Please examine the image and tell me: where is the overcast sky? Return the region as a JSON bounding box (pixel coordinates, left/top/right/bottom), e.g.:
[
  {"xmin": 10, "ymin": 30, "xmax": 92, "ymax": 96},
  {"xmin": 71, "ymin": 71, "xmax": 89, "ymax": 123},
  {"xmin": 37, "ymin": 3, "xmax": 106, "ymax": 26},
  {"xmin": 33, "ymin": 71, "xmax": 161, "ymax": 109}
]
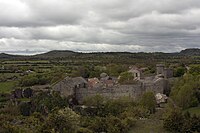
[{"xmin": 0, "ymin": 0, "xmax": 200, "ymax": 54}]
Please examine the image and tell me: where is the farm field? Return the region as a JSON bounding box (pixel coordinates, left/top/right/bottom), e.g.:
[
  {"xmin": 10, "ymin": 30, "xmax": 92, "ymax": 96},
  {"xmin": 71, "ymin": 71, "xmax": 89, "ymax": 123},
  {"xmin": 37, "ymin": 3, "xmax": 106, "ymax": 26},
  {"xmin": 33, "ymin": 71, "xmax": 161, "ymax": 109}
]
[
  {"xmin": 0, "ymin": 81, "xmax": 17, "ymax": 94},
  {"xmin": 185, "ymin": 106, "xmax": 200, "ymax": 116}
]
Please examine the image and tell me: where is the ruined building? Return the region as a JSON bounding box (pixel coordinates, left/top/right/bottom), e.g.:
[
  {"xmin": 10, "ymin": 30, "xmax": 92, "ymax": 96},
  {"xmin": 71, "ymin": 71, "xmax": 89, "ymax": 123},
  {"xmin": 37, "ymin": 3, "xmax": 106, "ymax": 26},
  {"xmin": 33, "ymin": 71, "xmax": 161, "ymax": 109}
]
[
  {"xmin": 156, "ymin": 64, "xmax": 173, "ymax": 79},
  {"xmin": 53, "ymin": 64, "xmax": 173, "ymax": 103}
]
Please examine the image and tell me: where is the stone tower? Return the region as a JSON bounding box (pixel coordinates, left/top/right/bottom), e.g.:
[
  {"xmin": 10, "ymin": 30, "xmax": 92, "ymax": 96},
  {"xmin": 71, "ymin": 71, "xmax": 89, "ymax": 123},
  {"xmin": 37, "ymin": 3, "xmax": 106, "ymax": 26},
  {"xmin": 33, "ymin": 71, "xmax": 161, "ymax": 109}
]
[{"xmin": 156, "ymin": 64, "xmax": 164, "ymax": 75}]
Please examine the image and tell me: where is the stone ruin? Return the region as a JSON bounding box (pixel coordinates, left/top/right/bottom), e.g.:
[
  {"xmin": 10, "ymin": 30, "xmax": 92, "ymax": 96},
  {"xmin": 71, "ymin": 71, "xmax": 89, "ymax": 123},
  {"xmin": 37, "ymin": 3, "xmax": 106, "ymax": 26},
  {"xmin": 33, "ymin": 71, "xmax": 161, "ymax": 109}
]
[{"xmin": 53, "ymin": 64, "xmax": 173, "ymax": 103}]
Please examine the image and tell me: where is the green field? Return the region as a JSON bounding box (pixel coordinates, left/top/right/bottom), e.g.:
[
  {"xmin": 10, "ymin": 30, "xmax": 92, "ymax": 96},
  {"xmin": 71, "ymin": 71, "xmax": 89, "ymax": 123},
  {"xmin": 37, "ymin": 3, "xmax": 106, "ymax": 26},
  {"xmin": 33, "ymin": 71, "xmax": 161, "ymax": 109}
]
[
  {"xmin": 0, "ymin": 73, "xmax": 20, "ymax": 78},
  {"xmin": 185, "ymin": 106, "xmax": 200, "ymax": 116},
  {"xmin": 0, "ymin": 81, "xmax": 16, "ymax": 94},
  {"xmin": 129, "ymin": 119, "xmax": 169, "ymax": 133},
  {"xmin": 3, "ymin": 60, "xmax": 50, "ymax": 64}
]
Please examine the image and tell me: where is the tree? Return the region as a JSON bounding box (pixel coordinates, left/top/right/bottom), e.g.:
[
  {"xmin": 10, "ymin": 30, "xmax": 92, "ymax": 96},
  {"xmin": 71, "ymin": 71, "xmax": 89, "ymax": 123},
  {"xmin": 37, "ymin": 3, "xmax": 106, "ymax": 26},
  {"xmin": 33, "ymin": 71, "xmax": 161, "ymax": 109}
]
[
  {"xmin": 189, "ymin": 65, "xmax": 200, "ymax": 75},
  {"xmin": 170, "ymin": 74, "xmax": 199, "ymax": 109},
  {"xmin": 163, "ymin": 109, "xmax": 184, "ymax": 132},
  {"xmin": 31, "ymin": 91, "xmax": 68, "ymax": 114},
  {"xmin": 190, "ymin": 115, "xmax": 200, "ymax": 132},
  {"xmin": 83, "ymin": 95, "xmax": 105, "ymax": 116},
  {"xmin": 176, "ymin": 84, "xmax": 198, "ymax": 109},
  {"xmin": 106, "ymin": 64, "xmax": 128, "ymax": 77},
  {"xmin": 163, "ymin": 109, "xmax": 200, "ymax": 132},
  {"xmin": 174, "ymin": 66, "xmax": 186, "ymax": 77},
  {"xmin": 41, "ymin": 107, "xmax": 80, "ymax": 133},
  {"xmin": 118, "ymin": 72, "xmax": 135, "ymax": 84},
  {"xmin": 104, "ymin": 97, "xmax": 136, "ymax": 116},
  {"xmin": 139, "ymin": 92, "xmax": 156, "ymax": 113}
]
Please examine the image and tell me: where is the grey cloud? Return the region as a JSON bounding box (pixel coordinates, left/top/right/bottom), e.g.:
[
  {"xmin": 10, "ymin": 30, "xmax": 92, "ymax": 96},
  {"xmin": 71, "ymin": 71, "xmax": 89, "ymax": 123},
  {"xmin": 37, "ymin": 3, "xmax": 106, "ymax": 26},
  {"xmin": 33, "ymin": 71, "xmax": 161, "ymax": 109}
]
[{"xmin": 0, "ymin": 0, "xmax": 200, "ymax": 53}]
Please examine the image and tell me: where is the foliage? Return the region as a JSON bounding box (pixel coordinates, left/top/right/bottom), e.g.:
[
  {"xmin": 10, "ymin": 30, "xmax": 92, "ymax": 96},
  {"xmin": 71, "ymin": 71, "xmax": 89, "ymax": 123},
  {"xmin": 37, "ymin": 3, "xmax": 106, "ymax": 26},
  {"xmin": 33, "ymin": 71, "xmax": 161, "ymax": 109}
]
[
  {"xmin": 170, "ymin": 74, "xmax": 199, "ymax": 109},
  {"xmin": 176, "ymin": 84, "xmax": 198, "ymax": 109},
  {"xmin": 77, "ymin": 127, "xmax": 93, "ymax": 133},
  {"xmin": 19, "ymin": 102, "xmax": 31, "ymax": 116},
  {"xmin": 139, "ymin": 92, "xmax": 157, "ymax": 113},
  {"xmin": 189, "ymin": 65, "xmax": 200, "ymax": 75},
  {"xmin": 163, "ymin": 108, "xmax": 200, "ymax": 132},
  {"xmin": 163, "ymin": 109, "xmax": 184, "ymax": 132},
  {"xmin": 0, "ymin": 105, "xmax": 20, "ymax": 115},
  {"xmin": 174, "ymin": 66, "xmax": 186, "ymax": 77},
  {"xmin": 31, "ymin": 91, "xmax": 68, "ymax": 115},
  {"xmin": 104, "ymin": 97, "xmax": 137, "ymax": 116},
  {"xmin": 80, "ymin": 115, "xmax": 136, "ymax": 133},
  {"xmin": 184, "ymin": 106, "xmax": 200, "ymax": 116},
  {"xmin": 80, "ymin": 96, "xmax": 151, "ymax": 133},
  {"xmin": 2, "ymin": 51, "xmax": 200, "ymax": 132},
  {"xmin": 40, "ymin": 107, "xmax": 80, "ymax": 133},
  {"xmin": 71, "ymin": 66, "xmax": 90, "ymax": 78},
  {"xmin": 1, "ymin": 112, "xmax": 44, "ymax": 133},
  {"xmin": 83, "ymin": 95, "xmax": 141, "ymax": 117},
  {"xmin": 120, "ymin": 106, "xmax": 150, "ymax": 119},
  {"xmin": 0, "ymin": 109, "xmax": 21, "ymax": 133},
  {"xmin": 118, "ymin": 71, "xmax": 136, "ymax": 84},
  {"xmin": 106, "ymin": 64, "xmax": 128, "ymax": 77},
  {"xmin": 82, "ymin": 95, "xmax": 105, "ymax": 116},
  {"xmin": 0, "ymin": 81, "xmax": 17, "ymax": 94},
  {"xmin": 20, "ymin": 74, "xmax": 50, "ymax": 87}
]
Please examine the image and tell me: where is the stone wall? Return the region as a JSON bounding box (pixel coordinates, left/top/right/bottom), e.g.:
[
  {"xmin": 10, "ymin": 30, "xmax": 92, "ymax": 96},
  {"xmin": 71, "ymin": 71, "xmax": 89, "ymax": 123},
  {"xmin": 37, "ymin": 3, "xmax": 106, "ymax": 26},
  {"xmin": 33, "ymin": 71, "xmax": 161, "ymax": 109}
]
[
  {"xmin": 52, "ymin": 76, "xmax": 170, "ymax": 103},
  {"xmin": 164, "ymin": 69, "xmax": 173, "ymax": 79},
  {"xmin": 76, "ymin": 83, "xmax": 143, "ymax": 102},
  {"xmin": 144, "ymin": 79, "xmax": 168, "ymax": 94},
  {"xmin": 53, "ymin": 80, "xmax": 75, "ymax": 97}
]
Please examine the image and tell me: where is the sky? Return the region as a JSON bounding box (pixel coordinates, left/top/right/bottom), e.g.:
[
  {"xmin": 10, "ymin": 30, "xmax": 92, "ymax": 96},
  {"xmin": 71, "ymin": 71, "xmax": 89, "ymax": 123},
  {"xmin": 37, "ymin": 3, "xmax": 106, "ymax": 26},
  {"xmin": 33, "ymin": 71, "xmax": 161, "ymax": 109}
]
[{"xmin": 0, "ymin": 0, "xmax": 200, "ymax": 54}]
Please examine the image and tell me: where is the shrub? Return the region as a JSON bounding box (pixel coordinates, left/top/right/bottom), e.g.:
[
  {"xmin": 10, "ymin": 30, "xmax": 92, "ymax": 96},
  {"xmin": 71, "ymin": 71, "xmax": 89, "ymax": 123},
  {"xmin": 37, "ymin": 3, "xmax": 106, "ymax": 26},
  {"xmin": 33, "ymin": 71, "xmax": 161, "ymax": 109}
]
[{"xmin": 139, "ymin": 92, "xmax": 156, "ymax": 113}]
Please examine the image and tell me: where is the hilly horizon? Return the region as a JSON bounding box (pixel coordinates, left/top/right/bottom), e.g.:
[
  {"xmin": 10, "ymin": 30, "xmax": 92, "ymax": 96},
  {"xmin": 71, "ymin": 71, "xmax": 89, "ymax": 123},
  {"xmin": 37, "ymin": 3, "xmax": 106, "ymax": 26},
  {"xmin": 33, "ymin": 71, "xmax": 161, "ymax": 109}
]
[
  {"xmin": 1, "ymin": 48, "xmax": 200, "ymax": 56},
  {"xmin": 0, "ymin": 48, "xmax": 199, "ymax": 60}
]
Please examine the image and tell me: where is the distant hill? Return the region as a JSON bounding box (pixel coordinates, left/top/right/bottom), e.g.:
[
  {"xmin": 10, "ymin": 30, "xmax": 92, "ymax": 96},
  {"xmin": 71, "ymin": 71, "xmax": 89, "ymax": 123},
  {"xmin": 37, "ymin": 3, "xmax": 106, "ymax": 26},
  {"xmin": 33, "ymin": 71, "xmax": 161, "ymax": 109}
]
[
  {"xmin": 33, "ymin": 50, "xmax": 77, "ymax": 58},
  {"xmin": 0, "ymin": 53, "xmax": 23, "ymax": 59},
  {"xmin": 0, "ymin": 48, "xmax": 200, "ymax": 60},
  {"xmin": 180, "ymin": 48, "xmax": 200, "ymax": 56}
]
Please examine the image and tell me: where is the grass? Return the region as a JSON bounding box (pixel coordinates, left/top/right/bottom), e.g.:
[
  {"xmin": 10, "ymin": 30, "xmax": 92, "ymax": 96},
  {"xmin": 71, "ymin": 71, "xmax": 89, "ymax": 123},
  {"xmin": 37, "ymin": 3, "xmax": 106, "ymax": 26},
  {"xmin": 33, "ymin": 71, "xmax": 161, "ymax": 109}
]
[
  {"xmin": 3, "ymin": 60, "xmax": 50, "ymax": 64},
  {"xmin": 129, "ymin": 119, "xmax": 169, "ymax": 133},
  {"xmin": 0, "ymin": 81, "xmax": 16, "ymax": 94},
  {"xmin": 185, "ymin": 106, "xmax": 200, "ymax": 116},
  {"xmin": 0, "ymin": 73, "xmax": 20, "ymax": 78},
  {"xmin": 129, "ymin": 108, "xmax": 169, "ymax": 133},
  {"xmin": 17, "ymin": 98, "xmax": 30, "ymax": 102}
]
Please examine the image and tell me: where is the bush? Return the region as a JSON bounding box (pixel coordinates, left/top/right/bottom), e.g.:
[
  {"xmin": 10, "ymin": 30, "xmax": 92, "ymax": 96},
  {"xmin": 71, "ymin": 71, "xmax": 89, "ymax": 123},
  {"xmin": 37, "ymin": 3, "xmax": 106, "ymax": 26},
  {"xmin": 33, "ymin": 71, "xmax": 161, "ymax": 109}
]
[
  {"xmin": 19, "ymin": 102, "xmax": 31, "ymax": 116},
  {"xmin": 139, "ymin": 92, "xmax": 156, "ymax": 113},
  {"xmin": 41, "ymin": 107, "xmax": 80, "ymax": 133},
  {"xmin": 163, "ymin": 109, "xmax": 200, "ymax": 132},
  {"xmin": 31, "ymin": 91, "xmax": 68, "ymax": 114},
  {"xmin": 163, "ymin": 109, "xmax": 184, "ymax": 132},
  {"xmin": 77, "ymin": 127, "xmax": 93, "ymax": 133},
  {"xmin": 20, "ymin": 74, "xmax": 51, "ymax": 87},
  {"xmin": 80, "ymin": 96, "xmax": 139, "ymax": 133},
  {"xmin": 118, "ymin": 72, "xmax": 136, "ymax": 84},
  {"xmin": 174, "ymin": 66, "xmax": 186, "ymax": 77},
  {"xmin": 170, "ymin": 74, "xmax": 199, "ymax": 109}
]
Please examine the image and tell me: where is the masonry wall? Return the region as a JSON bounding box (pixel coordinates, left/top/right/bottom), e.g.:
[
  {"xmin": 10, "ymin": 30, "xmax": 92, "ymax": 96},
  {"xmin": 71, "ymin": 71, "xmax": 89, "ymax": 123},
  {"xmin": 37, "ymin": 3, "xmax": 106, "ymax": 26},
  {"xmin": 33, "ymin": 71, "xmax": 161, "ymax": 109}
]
[
  {"xmin": 143, "ymin": 79, "xmax": 168, "ymax": 94},
  {"xmin": 76, "ymin": 83, "xmax": 144, "ymax": 102},
  {"xmin": 53, "ymin": 80, "xmax": 74, "ymax": 97},
  {"xmin": 76, "ymin": 78, "xmax": 168, "ymax": 102},
  {"xmin": 52, "ymin": 76, "xmax": 169, "ymax": 103}
]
